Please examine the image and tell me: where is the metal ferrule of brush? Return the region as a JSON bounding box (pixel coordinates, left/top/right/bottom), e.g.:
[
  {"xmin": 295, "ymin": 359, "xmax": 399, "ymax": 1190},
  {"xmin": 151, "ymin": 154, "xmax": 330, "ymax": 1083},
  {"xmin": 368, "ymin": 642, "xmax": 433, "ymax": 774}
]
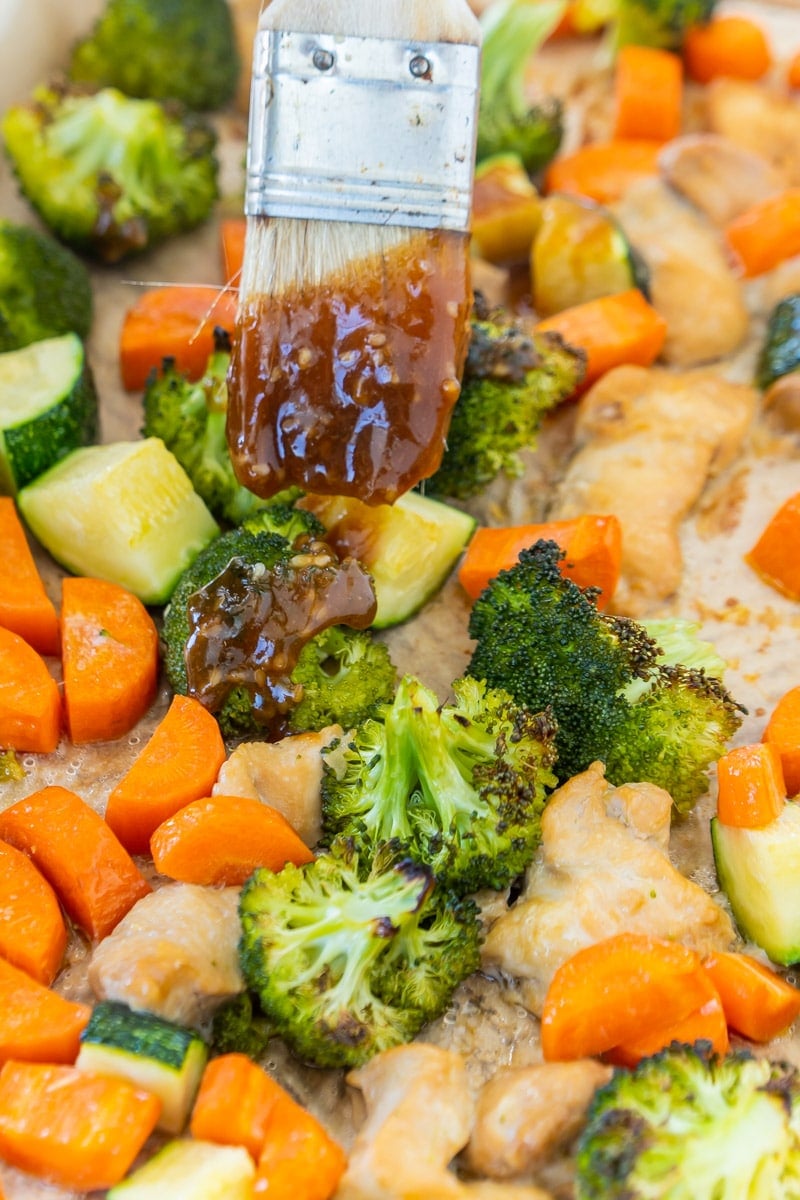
[{"xmin": 245, "ymin": 30, "xmax": 481, "ymax": 232}]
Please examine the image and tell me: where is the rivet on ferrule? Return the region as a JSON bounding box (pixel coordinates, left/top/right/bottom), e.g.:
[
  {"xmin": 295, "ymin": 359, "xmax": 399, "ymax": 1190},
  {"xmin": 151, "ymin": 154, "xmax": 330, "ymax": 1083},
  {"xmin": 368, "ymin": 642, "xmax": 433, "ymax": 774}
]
[
  {"xmin": 409, "ymin": 54, "xmax": 432, "ymax": 79},
  {"xmin": 312, "ymin": 47, "xmax": 335, "ymax": 71}
]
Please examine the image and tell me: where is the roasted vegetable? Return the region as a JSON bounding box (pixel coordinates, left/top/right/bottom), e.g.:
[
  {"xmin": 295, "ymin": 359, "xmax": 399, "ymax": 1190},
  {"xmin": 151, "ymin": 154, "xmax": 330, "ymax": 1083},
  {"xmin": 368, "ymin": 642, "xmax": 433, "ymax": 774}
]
[{"xmin": 0, "ymin": 220, "xmax": 92, "ymax": 352}]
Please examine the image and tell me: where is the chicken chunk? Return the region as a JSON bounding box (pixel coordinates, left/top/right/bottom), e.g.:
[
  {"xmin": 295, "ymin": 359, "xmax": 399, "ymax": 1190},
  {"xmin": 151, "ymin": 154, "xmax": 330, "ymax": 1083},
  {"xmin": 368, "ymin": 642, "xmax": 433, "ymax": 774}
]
[
  {"xmin": 88, "ymin": 883, "xmax": 243, "ymax": 1026},
  {"xmin": 466, "ymin": 1060, "xmax": 612, "ymax": 1179},
  {"xmin": 213, "ymin": 724, "xmax": 343, "ymax": 847},
  {"xmin": 337, "ymin": 1043, "xmax": 551, "ymax": 1200},
  {"xmin": 613, "ymin": 177, "xmax": 748, "ymax": 365},
  {"xmin": 659, "ymin": 134, "xmax": 787, "ymax": 226},
  {"xmin": 706, "ymin": 78, "xmax": 800, "ymax": 186},
  {"xmin": 482, "ymin": 763, "xmax": 735, "ymax": 1015},
  {"xmin": 549, "ymin": 363, "xmax": 756, "ymax": 614}
]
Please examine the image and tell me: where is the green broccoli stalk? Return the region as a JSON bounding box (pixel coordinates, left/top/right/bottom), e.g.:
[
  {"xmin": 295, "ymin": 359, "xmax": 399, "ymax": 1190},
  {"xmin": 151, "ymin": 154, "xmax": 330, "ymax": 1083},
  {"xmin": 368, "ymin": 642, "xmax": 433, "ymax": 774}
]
[
  {"xmin": 238, "ymin": 838, "xmax": 481, "ymax": 1068},
  {"xmin": 0, "ymin": 221, "xmax": 92, "ymax": 352},
  {"xmin": 321, "ymin": 674, "xmax": 558, "ymax": 895},
  {"xmin": 477, "ymin": 0, "xmax": 566, "ymax": 172},
  {"xmin": 162, "ymin": 509, "xmax": 395, "ymax": 739},
  {"xmin": 576, "ymin": 1044, "xmax": 800, "ymax": 1199},
  {"xmin": 2, "ymin": 84, "xmax": 218, "ymax": 263},
  {"xmin": 466, "ymin": 540, "xmax": 743, "ymax": 811},
  {"xmin": 143, "ymin": 332, "xmax": 269, "ymax": 526},
  {"xmin": 69, "ymin": 0, "xmax": 240, "ymax": 111},
  {"xmin": 209, "ymin": 993, "xmax": 274, "ymax": 1061},
  {"xmin": 427, "ymin": 308, "xmax": 586, "ymax": 501},
  {"xmin": 289, "ymin": 626, "xmax": 398, "ymax": 736},
  {"xmin": 571, "ymin": 0, "xmax": 718, "ymax": 48}
]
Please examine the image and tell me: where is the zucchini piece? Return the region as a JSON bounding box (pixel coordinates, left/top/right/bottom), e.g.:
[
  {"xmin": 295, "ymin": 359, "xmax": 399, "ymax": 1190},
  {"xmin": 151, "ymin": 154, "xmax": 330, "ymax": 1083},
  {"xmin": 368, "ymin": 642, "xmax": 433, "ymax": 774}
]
[
  {"xmin": 77, "ymin": 1002, "xmax": 208, "ymax": 1134},
  {"xmin": 531, "ymin": 193, "xmax": 649, "ymax": 318},
  {"xmin": 17, "ymin": 437, "xmax": 219, "ymax": 605},
  {"xmin": 711, "ymin": 805, "xmax": 800, "ymax": 966},
  {"xmin": 472, "ymin": 153, "xmax": 542, "ymax": 266},
  {"xmin": 0, "ymin": 332, "xmax": 98, "ymax": 494},
  {"xmin": 108, "ymin": 1138, "xmax": 255, "ymax": 1199},
  {"xmin": 299, "ymin": 490, "xmax": 477, "ymax": 628},
  {"xmin": 756, "ymin": 294, "xmax": 800, "ymax": 391}
]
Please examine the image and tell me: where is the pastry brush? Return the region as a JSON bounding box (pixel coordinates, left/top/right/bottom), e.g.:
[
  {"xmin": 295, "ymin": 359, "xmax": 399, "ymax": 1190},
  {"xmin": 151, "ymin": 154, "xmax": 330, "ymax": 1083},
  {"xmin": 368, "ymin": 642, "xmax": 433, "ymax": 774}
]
[{"xmin": 227, "ymin": 0, "xmax": 482, "ymax": 506}]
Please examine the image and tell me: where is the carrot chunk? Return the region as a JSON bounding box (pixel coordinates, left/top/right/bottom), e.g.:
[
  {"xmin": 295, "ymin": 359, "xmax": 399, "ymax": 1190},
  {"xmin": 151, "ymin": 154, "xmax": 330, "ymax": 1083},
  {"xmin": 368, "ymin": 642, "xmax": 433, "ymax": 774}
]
[
  {"xmin": 684, "ymin": 14, "xmax": 772, "ymax": 83},
  {"xmin": 457, "ymin": 515, "xmax": 622, "ymax": 609},
  {"xmin": 725, "ymin": 190, "xmax": 800, "ymax": 278},
  {"xmin": 608, "ymin": 987, "xmax": 729, "ymax": 1068},
  {"xmin": 789, "ymin": 50, "xmax": 800, "ymax": 90},
  {"xmin": 613, "ymin": 45, "xmax": 683, "ymax": 143},
  {"xmin": 0, "ymin": 498, "xmax": 59, "ymax": 655},
  {"xmin": 151, "ymin": 793, "xmax": 315, "ymax": 887},
  {"xmin": 716, "ymin": 742, "xmax": 786, "ymax": 828},
  {"xmin": 191, "ymin": 1053, "xmax": 285, "ymax": 1161},
  {"xmin": 0, "ymin": 785, "xmax": 151, "ymax": 941},
  {"xmin": 536, "ymin": 289, "xmax": 667, "ymax": 387},
  {"xmin": 0, "ymin": 957, "xmax": 90, "ymax": 1064},
  {"xmin": 119, "ymin": 285, "xmax": 238, "ymax": 391},
  {"xmin": 544, "ymin": 139, "xmax": 662, "ymax": 204},
  {"xmin": 254, "ymin": 1092, "xmax": 347, "ymax": 1200},
  {"xmin": 0, "ymin": 626, "xmax": 61, "ymax": 754},
  {"xmin": 0, "ymin": 1061, "xmax": 160, "ymax": 1191},
  {"xmin": 541, "ymin": 932, "xmax": 712, "ymax": 1062},
  {"xmin": 220, "ymin": 217, "xmax": 247, "ymax": 285},
  {"xmin": 763, "ymin": 685, "xmax": 800, "ymax": 799},
  {"xmin": 61, "ymin": 576, "xmax": 159, "ymax": 745},
  {"xmin": 745, "ymin": 489, "xmax": 800, "ymax": 599},
  {"xmin": 704, "ymin": 950, "xmax": 800, "ymax": 1042},
  {"xmin": 105, "ymin": 695, "xmax": 226, "ymax": 855},
  {"xmin": 0, "ymin": 841, "xmax": 67, "ymax": 985}
]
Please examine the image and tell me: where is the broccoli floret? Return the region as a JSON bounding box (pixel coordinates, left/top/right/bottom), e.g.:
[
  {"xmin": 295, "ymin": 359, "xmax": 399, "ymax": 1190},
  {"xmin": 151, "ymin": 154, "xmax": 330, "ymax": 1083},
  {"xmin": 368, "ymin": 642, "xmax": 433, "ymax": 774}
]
[
  {"xmin": 0, "ymin": 750, "xmax": 24, "ymax": 784},
  {"xmin": 0, "ymin": 220, "xmax": 92, "ymax": 352},
  {"xmin": 143, "ymin": 333, "xmax": 265, "ymax": 525},
  {"xmin": 466, "ymin": 540, "xmax": 743, "ymax": 811},
  {"xmin": 476, "ymin": 0, "xmax": 566, "ymax": 172},
  {"xmin": 2, "ymin": 84, "xmax": 218, "ymax": 263},
  {"xmin": 69, "ymin": 0, "xmax": 239, "ymax": 112},
  {"xmin": 428, "ymin": 308, "xmax": 586, "ymax": 501},
  {"xmin": 162, "ymin": 519, "xmax": 387, "ymax": 739},
  {"xmin": 210, "ymin": 992, "xmax": 274, "ymax": 1061},
  {"xmin": 576, "ymin": 1044, "xmax": 800, "ymax": 1199},
  {"xmin": 289, "ymin": 626, "xmax": 397, "ymax": 736},
  {"xmin": 571, "ymin": 0, "xmax": 717, "ymax": 48},
  {"xmin": 622, "ymin": 617, "xmax": 727, "ymax": 703},
  {"xmin": 238, "ymin": 839, "xmax": 481, "ymax": 1068},
  {"xmin": 322, "ymin": 674, "xmax": 558, "ymax": 895}
]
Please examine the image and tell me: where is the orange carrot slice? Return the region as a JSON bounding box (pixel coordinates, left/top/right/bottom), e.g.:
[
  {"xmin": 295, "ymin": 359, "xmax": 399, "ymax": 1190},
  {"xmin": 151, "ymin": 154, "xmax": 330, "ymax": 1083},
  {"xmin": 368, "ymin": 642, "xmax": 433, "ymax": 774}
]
[
  {"xmin": 789, "ymin": 50, "xmax": 800, "ymax": 90},
  {"xmin": 0, "ymin": 498, "xmax": 59, "ymax": 655},
  {"xmin": 61, "ymin": 576, "xmax": 159, "ymax": 745},
  {"xmin": 544, "ymin": 139, "xmax": 662, "ymax": 205},
  {"xmin": 0, "ymin": 626, "xmax": 61, "ymax": 754},
  {"xmin": 725, "ymin": 190, "xmax": 800, "ymax": 278},
  {"xmin": 0, "ymin": 957, "xmax": 90, "ymax": 1064},
  {"xmin": 613, "ymin": 46, "xmax": 683, "ymax": 143},
  {"xmin": 119, "ymin": 285, "xmax": 238, "ymax": 392},
  {"xmin": 457, "ymin": 515, "xmax": 622, "ymax": 609},
  {"xmin": 254, "ymin": 1092, "xmax": 347, "ymax": 1200},
  {"xmin": 536, "ymin": 289, "xmax": 667, "ymax": 387},
  {"xmin": 151, "ymin": 794, "xmax": 315, "ymax": 887},
  {"xmin": 540, "ymin": 932, "xmax": 712, "ymax": 1062},
  {"xmin": 716, "ymin": 742, "xmax": 786, "ymax": 828},
  {"xmin": 105, "ymin": 695, "xmax": 227, "ymax": 855},
  {"xmin": 684, "ymin": 14, "xmax": 772, "ymax": 83},
  {"xmin": 745, "ymin": 489, "xmax": 800, "ymax": 599},
  {"xmin": 191, "ymin": 1053, "xmax": 285, "ymax": 1161},
  {"xmin": 0, "ymin": 785, "xmax": 151, "ymax": 941},
  {"xmin": 220, "ymin": 217, "xmax": 246, "ymax": 285},
  {"xmin": 704, "ymin": 950, "xmax": 800, "ymax": 1042},
  {"xmin": 0, "ymin": 1061, "xmax": 160, "ymax": 1191},
  {"xmin": 608, "ymin": 986, "xmax": 729, "ymax": 1068},
  {"xmin": 763, "ymin": 685, "xmax": 800, "ymax": 798},
  {"xmin": 0, "ymin": 841, "xmax": 67, "ymax": 986}
]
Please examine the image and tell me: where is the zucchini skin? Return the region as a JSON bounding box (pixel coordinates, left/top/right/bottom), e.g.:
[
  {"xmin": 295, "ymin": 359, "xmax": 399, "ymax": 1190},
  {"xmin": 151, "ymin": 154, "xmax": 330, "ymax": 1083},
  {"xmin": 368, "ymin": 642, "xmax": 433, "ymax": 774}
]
[
  {"xmin": 756, "ymin": 295, "xmax": 800, "ymax": 391},
  {"xmin": 3, "ymin": 360, "xmax": 98, "ymax": 491}
]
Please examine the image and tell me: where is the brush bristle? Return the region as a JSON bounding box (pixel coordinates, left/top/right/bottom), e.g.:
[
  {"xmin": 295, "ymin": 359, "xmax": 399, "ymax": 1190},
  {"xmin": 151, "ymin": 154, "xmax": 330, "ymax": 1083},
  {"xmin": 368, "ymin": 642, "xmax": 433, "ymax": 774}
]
[{"xmin": 260, "ymin": 0, "xmax": 481, "ymax": 44}]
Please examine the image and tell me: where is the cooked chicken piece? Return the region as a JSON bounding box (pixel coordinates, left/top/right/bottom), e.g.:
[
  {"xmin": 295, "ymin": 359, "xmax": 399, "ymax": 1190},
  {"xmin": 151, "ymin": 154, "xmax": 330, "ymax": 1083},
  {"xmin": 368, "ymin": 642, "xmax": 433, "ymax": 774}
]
[
  {"xmin": 213, "ymin": 724, "xmax": 343, "ymax": 847},
  {"xmin": 482, "ymin": 762, "xmax": 735, "ymax": 1016},
  {"xmin": 765, "ymin": 371, "xmax": 800, "ymax": 431},
  {"xmin": 659, "ymin": 134, "xmax": 787, "ymax": 226},
  {"xmin": 549, "ymin": 363, "xmax": 756, "ymax": 614},
  {"xmin": 706, "ymin": 78, "xmax": 800, "ymax": 186},
  {"xmin": 337, "ymin": 1044, "xmax": 551, "ymax": 1200},
  {"xmin": 466, "ymin": 1060, "xmax": 612, "ymax": 1179},
  {"xmin": 88, "ymin": 883, "xmax": 243, "ymax": 1026},
  {"xmin": 613, "ymin": 177, "xmax": 748, "ymax": 365}
]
